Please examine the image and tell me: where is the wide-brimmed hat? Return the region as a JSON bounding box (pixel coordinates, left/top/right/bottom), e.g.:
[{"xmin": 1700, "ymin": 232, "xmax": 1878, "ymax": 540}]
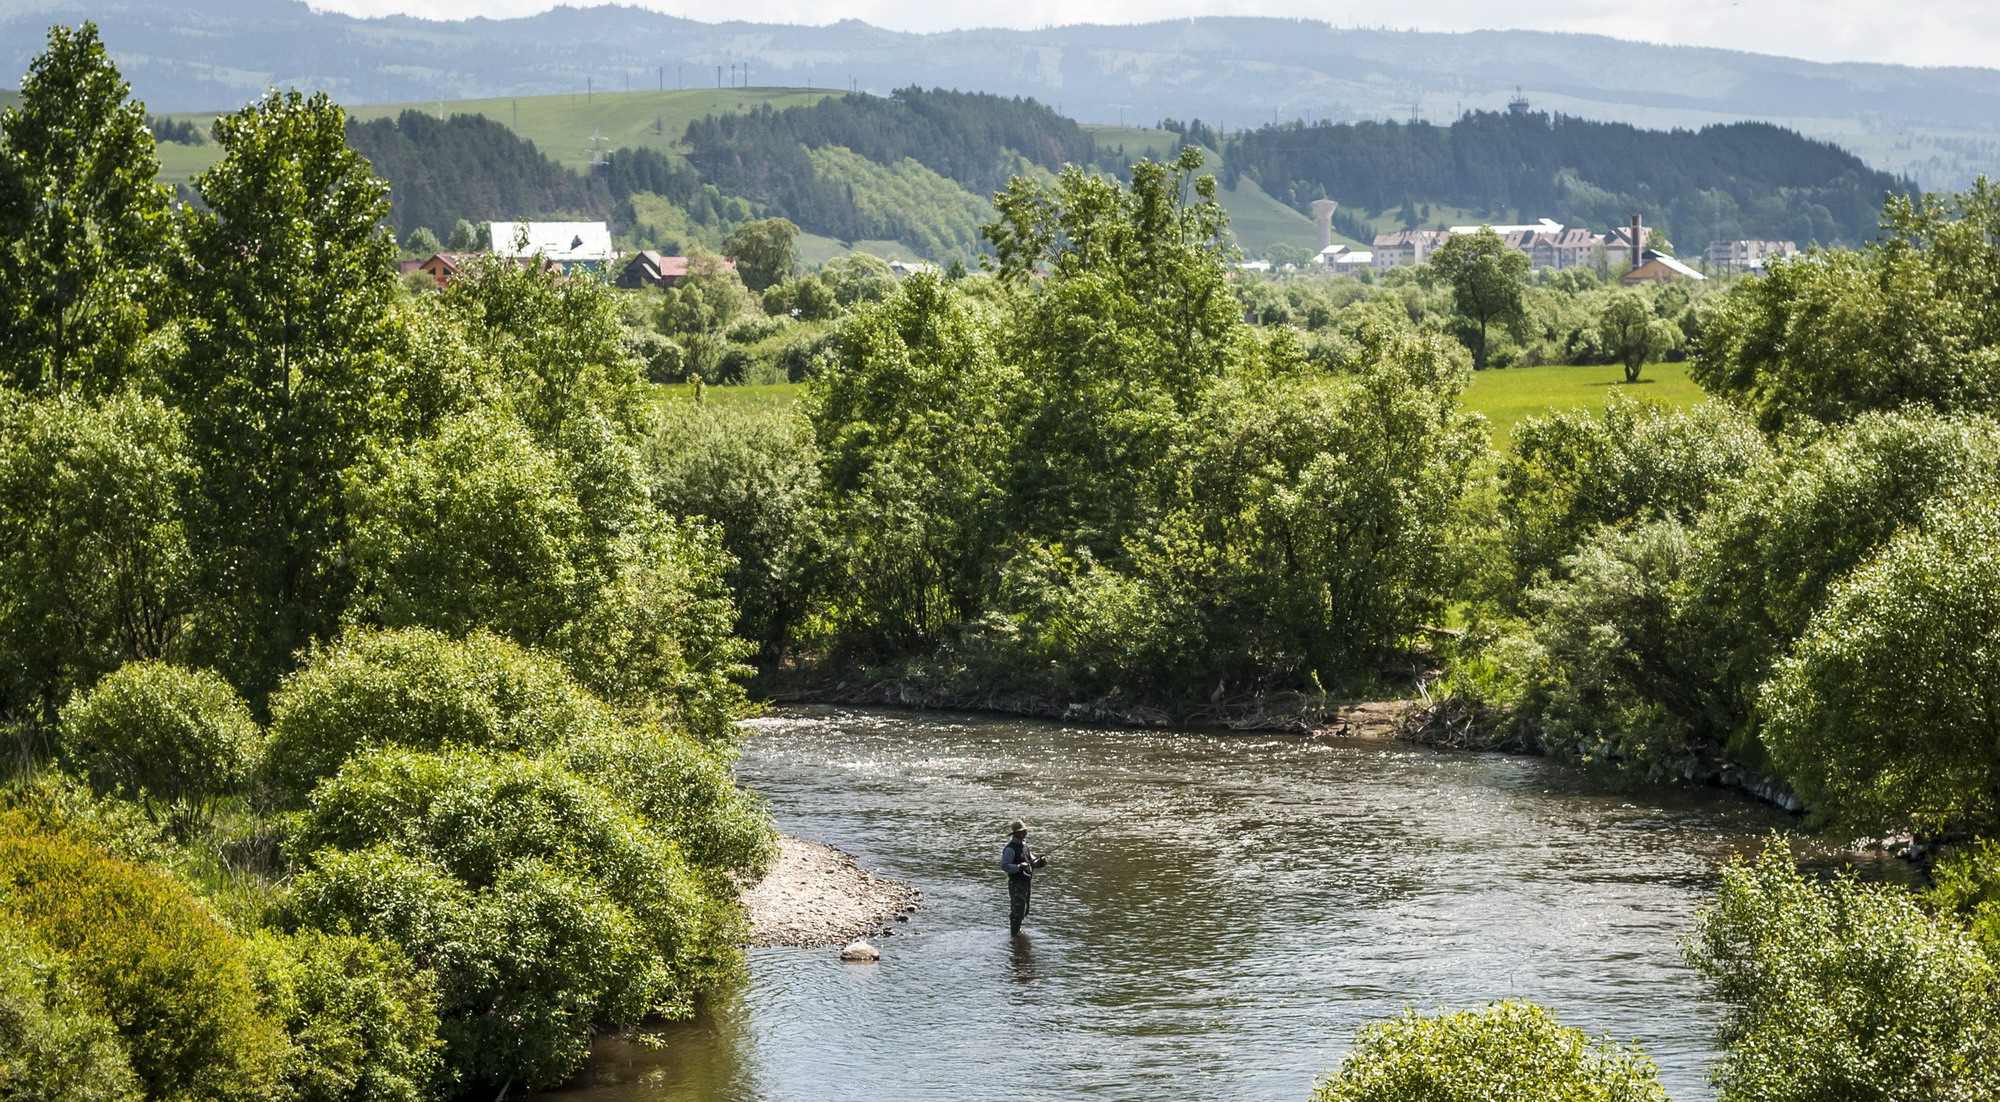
[{"xmin": 1006, "ymin": 820, "xmax": 1028, "ymax": 834}]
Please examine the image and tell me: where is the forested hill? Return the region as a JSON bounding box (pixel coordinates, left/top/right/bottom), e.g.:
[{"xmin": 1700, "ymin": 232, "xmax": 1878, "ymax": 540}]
[
  {"xmin": 345, "ymin": 111, "xmax": 741, "ymax": 245},
  {"xmin": 685, "ymin": 88, "xmax": 1093, "ymax": 199},
  {"xmin": 680, "ymin": 88, "xmax": 1087, "ymax": 252},
  {"xmin": 336, "ymin": 90, "xmax": 1903, "ymax": 261},
  {"xmin": 1227, "ymin": 110, "xmax": 1908, "ymax": 248}
]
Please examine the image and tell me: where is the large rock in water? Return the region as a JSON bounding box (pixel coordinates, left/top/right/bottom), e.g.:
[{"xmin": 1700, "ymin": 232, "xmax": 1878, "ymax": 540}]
[{"xmin": 840, "ymin": 940, "xmax": 880, "ymax": 962}]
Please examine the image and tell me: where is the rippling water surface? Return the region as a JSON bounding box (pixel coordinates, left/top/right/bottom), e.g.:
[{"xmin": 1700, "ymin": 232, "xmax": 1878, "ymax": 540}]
[{"xmin": 545, "ymin": 706, "xmax": 1848, "ymax": 1102}]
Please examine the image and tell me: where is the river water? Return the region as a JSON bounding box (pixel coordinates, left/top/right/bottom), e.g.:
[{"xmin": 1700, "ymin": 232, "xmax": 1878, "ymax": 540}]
[{"xmin": 546, "ymin": 706, "xmax": 1879, "ymax": 1102}]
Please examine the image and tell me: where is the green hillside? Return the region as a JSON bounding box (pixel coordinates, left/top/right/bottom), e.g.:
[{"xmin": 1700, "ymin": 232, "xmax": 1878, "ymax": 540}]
[{"xmin": 340, "ymin": 88, "xmax": 837, "ymax": 173}]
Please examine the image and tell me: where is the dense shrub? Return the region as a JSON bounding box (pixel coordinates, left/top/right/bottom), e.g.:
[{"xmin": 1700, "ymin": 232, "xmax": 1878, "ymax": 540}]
[
  {"xmin": 553, "ymin": 725, "xmax": 777, "ymax": 882},
  {"xmin": 247, "ymin": 929, "xmax": 442, "ymax": 1102},
  {"xmin": 1761, "ymin": 494, "xmax": 2000, "ymax": 838},
  {"xmin": 56, "ymin": 661, "xmax": 261, "ymax": 814},
  {"xmin": 1696, "ymin": 183, "xmax": 2000, "ymax": 431},
  {"xmin": 1311, "ymin": 1001, "xmax": 1668, "ymax": 1102},
  {"xmin": 283, "ymin": 747, "xmax": 738, "ymax": 1092},
  {"xmin": 1509, "ymin": 520, "xmax": 1719, "ymax": 774},
  {"xmin": 1687, "ymin": 411, "xmax": 2000, "ymax": 718},
  {"xmin": 0, "ymin": 816, "xmax": 283, "ymax": 1102},
  {"xmin": 263, "ymin": 626, "xmax": 617, "ymax": 804},
  {"xmin": 0, "ymin": 390, "xmax": 193, "ymax": 729},
  {"xmin": 1687, "ymin": 844, "xmax": 2000, "ymax": 1102},
  {"xmin": 1500, "ymin": 397, "xmax": 1768, "ymax": 590},
  {"xmin": 642, "ymin": 401, "xmax": 820, "ymax": 653},
  {"xmin": 1928, "ymin": 839, "xmax": 2000, "ymax": 962},
  {"xmin": 0, "ymin": 918, "xmax": 142, "ymax": 1102}
]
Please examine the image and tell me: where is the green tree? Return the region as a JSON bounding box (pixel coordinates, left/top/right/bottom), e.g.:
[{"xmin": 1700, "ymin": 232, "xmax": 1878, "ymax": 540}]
[
  {"xmin": 445, "ymin": 218, "xmax": 479, "ymax": 251},
  {"xmin": 1594, "ymin": 291, "xmax": 1677, "ymax": 382},
  {"xmin": 0, "ymin": 23, "xmax": 173, "ymax": 395},
  {"xmin": 1687, "ymin": 843, "xmax": 2000, "ymax": 1102},
  {"xmin": 808, "ymin": 272, "xmax": 1011, "ymax": 654},
  {"xmin": 1312, "ymin": 1001, "xmax": 1668, "ymax": 1102},
  {"xmin": 1429, "ymin": 229, "xmax": 1528, "ymax": 369},
  {"xmin": 173, "ymin": 89, "xmax": 398, "ymax": 698},
  {"xmin": 986, "ymin": 147, "xmax": 1243, "ymax": 558},
  {"xmin": 1499, "ymin": 397, "xmax": 1767, "ymax": 589},
  {"xmin": 399, "ymin": 226, "xmax": 439, "ymax": 256},
  {"xmin": 57, "ymin": 662, "xmax": 261, "ymax": 819},
  {"xmin": 1761, "ymin": 493, "xmax": 2000, "ymax": 839},
  {"xmin": 642, "ymin": 402, "xmax": 820, "ymax": 655},
  {"xmin": 721, "ymin": 217, "xmax": 799, "ymax": 292},
  {"xmin": 1695, "ymin": 181, "xmax": 2000, "ymax": 430},
  {"xmin": 0, "ymin": 391, "xmax": 194, "ymax": 731}
]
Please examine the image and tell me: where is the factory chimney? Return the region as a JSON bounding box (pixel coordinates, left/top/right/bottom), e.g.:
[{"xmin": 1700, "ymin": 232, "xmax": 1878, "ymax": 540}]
[{"xmin": 1630, "ymin": 214, "xmax": 1644, "ymax": 271}]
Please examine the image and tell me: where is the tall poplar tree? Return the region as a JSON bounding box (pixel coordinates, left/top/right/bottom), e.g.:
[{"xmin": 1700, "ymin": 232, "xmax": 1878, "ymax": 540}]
[
  {"xmin": 174, "ymin": 90, "xmax": 397, "ymax": 695},
  {"xmin": 0, "ymin": 23, "xmax": 173, "ymax": 394}
]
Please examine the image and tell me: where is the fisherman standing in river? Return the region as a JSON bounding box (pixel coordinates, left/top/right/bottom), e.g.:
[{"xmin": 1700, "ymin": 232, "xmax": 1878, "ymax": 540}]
[{"xmin": 1001, "ymin": 820, "xmax": 1048, "ymax": 935}]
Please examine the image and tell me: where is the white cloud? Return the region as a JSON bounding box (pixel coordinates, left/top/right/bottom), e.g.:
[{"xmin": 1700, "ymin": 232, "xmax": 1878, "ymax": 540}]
[{"xmin": 306, "ymin": 0, "xmax": 2000, "ymax": 69}]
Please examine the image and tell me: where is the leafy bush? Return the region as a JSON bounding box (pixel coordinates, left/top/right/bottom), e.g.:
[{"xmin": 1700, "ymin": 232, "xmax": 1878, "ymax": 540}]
[
  {"xmin": 1500, "ymin": 396, "xmax": 1767, "ymax": 590},
  {"xmin": 0, "ymin": 390, "xmax": 193, "ymax": 730},
  {"xmin": 0, "ymin": 917, "xmax": 142, "ymax": 1102},
  {"xmin": 247, "ymin": 929, "xmax": 442, "ymax": 1102},
  {"xmin": 553, "ymin": 725, "xmax": 777, "ymax": 882},
  {"xmin": 1928, "ymin": 839, "xmax": 2000, "ymax": 962},
  {"xmin": 56, "ymin": 661, "xmax": 261, "ymax": 814},
  {"xmin": 1696, "ymin": 183, "xmax": 2000, "ymax": 431},
  {"xmin": 1311, "ymin": 1000, "xmax": 1668, "ymax": 1102},
  {"xmin": 263, "ymin": 626, "xmax": 617, "ymax": 804},
  {"xmin": 1687, "ymin": 843, "xmax": 2000, "ymax": 1102},
  {"xmin": 642, "ymin": 402, "xmax": 820, "ymax": 652},
  {"xmin": 0, "ymin": 816, "xmax": 283, "ymax": 1102},
  {"xmin": 1509, "ymin": 520, "xmax": 1718, "ymax": 774},
  {"xmin": 1761, "ymin": 493, "xmax": 2000, "ymax": 838},
  {"xmin": 283, "ymin": 747, "xmax": 739, "ymax": 1092}
]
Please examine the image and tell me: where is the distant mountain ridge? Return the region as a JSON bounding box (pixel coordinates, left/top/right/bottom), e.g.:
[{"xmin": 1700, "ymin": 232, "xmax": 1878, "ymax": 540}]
[{"xmin": 9, "ymin": 1, "xmax": 2000, "ymax": 187}]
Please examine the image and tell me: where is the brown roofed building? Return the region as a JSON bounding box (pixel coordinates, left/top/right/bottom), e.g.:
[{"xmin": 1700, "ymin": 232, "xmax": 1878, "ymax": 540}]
[{"xmin": 617, "ymin": 250, "xmax": 739, "ymax": 289}]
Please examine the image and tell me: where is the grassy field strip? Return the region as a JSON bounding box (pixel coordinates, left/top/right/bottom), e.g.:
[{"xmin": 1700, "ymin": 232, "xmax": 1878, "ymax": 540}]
[
  {"xmin": 1465, "ymin": 361, "xmax": 1704, "ymax": 442},
  {"xmin": 664, "ymin": 361, "xmax": 1709, "ymax": 443}
]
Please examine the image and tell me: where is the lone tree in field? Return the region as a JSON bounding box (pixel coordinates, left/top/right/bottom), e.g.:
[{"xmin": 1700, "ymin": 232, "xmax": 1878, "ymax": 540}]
[
  {"xmin": 1596, "ymin": 291, "xmax": 1678, "ymax": 383},
  {"xmin": 1429, "ymin": 228, "xmax": 1527, "ymax": 369}
]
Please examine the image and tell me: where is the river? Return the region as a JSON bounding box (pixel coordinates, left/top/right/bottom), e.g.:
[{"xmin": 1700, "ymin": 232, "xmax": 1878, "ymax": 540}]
[{"xmin": 544, "ymin": 705, "xmax": 1887, "ymax": 1102}]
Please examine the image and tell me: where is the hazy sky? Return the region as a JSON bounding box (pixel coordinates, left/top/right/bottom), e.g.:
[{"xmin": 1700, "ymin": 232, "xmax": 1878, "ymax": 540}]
[{"xmin": 306, "ymin": 0, "xmax": 1995, "ymax": 68}]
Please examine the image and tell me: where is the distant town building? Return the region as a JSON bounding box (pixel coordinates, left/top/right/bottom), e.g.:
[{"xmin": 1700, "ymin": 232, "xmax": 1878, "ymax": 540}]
[
  {"xmin": 1377, "ymin": 219, "xmax": 1603, "ymax": 271},
  {"xmin": 1622, "ymin": 251, "xmax": 1707, "ymax": 285},
  {"xmin": 416, "ymin": 251, "xmax": 483, "ymax": 286},
  {"xmin": 1705, "ymin": 239, "xmax": 1799, "ymax": 270},
  {"xmin": 888, "ymin": 260, "xmax": 939, "ymax": 278},
  {"xmin": 489, "ymin": 221, "xmax": 614, "ymax": 275},
  {"xmin": 1604, "ymin": 223, "xmax": 1673, "ymax": 261},
  {"xmin": 1371, "ymin": 229, "xmax": 1453, "ymax": 271},
  {"xmin": 1315, "ymin": 244, "xmax": 1374, "ymax": 272},
  {"xmin": 616, "ymin": 250, "xmax": 738, "ymax": 289}
]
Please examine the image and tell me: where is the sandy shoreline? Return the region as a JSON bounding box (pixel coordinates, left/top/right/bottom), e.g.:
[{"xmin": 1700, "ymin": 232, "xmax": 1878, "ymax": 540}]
[{"xmin": 742, "ymin": 835, "xmax": 923, "ymax": 948}]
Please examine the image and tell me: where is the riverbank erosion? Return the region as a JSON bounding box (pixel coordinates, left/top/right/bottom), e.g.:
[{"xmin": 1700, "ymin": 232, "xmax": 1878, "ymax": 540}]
[{"xmin": 742, "ymin": 835, "xmax": 922, "ymax": 948}]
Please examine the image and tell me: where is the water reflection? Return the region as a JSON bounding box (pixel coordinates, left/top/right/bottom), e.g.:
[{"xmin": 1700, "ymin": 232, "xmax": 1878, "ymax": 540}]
[{"xmin": 538, "ymin": 706, "xmax": 1857, "ymax": 1102}]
